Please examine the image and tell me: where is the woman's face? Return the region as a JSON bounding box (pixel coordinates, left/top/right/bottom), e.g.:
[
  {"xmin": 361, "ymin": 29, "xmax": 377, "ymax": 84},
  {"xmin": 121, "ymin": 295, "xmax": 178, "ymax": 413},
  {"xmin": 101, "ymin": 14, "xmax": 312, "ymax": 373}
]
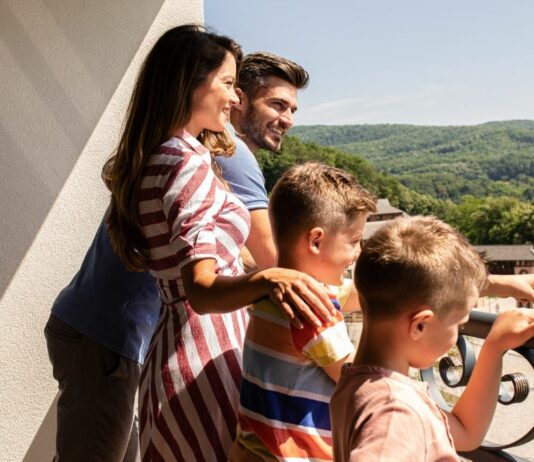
[{"xmin": 187, "ymin": 52, "xmax": 238, "ymax": 137}]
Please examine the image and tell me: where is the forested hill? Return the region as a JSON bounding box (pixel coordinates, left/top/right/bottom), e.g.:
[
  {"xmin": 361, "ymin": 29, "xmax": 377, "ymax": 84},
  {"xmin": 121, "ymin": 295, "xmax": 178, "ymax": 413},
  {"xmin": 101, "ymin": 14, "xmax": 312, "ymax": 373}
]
[
  {"xmin": 255, "ymin": 135, "xmax": 534, "ymax": 245},
  {"xmin": 290, "ymin": 121, "xmax": 534, "ymax": 202}
]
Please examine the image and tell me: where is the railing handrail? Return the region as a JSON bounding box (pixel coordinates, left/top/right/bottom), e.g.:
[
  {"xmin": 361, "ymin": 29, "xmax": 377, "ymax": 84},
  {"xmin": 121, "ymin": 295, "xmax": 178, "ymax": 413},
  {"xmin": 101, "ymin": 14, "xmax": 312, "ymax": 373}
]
[
  {"xmin": 462, "ymin": 310, "xmax": 534, "ymax": 350},
  {"xmin": 421, "ymin": 308, "xmax": 534, "ymax": 461}
]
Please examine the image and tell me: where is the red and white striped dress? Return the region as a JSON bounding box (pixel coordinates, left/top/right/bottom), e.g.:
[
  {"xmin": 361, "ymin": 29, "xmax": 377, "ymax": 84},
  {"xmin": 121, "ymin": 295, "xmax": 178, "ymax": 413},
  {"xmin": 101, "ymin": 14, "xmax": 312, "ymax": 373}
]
[{"xmin": 137, "ymin": 130, "xmax": 251, "ymax": 461}]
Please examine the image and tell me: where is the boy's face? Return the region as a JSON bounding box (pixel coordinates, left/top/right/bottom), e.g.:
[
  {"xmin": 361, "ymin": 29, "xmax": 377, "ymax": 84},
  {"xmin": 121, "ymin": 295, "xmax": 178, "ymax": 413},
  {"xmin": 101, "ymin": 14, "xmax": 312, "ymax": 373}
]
[
  {"xmin": 313, "ymin": 213, "xmax": 367, "ymax": 286},
  {"xmin": 412, "ymin": 290, "xmax": 477, "ymax": 369}
]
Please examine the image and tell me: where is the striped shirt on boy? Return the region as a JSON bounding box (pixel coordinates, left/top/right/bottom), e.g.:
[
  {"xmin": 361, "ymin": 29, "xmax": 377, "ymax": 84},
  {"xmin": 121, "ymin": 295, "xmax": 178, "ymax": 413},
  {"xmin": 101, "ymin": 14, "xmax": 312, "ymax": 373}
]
[{"xmin": 233, "ymin": 281, "xmax": 355, "ymax": 461}]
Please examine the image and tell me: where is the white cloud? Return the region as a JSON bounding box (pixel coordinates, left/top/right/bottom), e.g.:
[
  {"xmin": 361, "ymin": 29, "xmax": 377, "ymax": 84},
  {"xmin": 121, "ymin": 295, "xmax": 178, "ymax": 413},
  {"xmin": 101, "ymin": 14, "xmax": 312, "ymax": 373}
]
[{"xmin": 296, "ymin": 84, "xmax": 462, "ymax": 125}]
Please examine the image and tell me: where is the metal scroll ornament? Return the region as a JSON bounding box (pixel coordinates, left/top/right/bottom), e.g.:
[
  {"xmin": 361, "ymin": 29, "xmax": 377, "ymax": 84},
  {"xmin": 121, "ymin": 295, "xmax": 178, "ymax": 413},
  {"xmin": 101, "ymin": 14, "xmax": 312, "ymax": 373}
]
[{"xmin": 420, "ymin": 310, "xmax": 533, "ymax": 454}]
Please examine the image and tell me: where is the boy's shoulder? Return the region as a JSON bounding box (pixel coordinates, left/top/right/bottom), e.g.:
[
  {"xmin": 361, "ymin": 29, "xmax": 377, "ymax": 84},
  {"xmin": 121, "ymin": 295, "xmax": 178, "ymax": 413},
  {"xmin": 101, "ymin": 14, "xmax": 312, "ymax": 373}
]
[
  {"xmin": 250, "ymin": 296, "xmax": 353, "ymax": 368},
  {"xmin": 332, "ymin": 365, "xmax": 458, "ymax": 461},
  {"xmin": 336, "ymin": 365, "xmax": 432, "ymax": 412}
]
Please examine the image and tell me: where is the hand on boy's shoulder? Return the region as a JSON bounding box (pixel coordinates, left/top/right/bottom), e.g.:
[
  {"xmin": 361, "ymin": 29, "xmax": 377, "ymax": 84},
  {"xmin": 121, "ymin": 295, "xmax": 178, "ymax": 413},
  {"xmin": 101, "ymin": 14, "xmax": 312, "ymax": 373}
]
[{"xmin": 486, "ymin": 308, "xmax": 534, "ymax": 353}]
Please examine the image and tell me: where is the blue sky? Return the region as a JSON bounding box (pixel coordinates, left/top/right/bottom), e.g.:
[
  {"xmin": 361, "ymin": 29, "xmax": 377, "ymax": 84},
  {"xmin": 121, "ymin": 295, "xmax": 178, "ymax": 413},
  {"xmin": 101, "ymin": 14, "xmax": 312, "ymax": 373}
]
[{"xmin": 204, "ymin": 0, "xmax": 534, "ymax": 126}]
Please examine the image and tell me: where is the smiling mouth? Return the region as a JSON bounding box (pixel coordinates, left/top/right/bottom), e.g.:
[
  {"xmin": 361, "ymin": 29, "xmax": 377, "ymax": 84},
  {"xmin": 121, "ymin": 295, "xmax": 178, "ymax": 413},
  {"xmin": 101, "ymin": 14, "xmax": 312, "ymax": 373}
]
[{"xmin": 269, "ymin": 126, "xmax": 285, "ymax": 137}]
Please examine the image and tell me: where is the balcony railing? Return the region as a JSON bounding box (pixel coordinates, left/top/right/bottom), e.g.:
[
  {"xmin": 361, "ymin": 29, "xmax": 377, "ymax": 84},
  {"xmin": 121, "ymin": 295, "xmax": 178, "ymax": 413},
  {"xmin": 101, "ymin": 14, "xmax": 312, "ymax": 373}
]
[{"xmin": 420, "ymin": 310, "xmax": 534, "ymax": 462}]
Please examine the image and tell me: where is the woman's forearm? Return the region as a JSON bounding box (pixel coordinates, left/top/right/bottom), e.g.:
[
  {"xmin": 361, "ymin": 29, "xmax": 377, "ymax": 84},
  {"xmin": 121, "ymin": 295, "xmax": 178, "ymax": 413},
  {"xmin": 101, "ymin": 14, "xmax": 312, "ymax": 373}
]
[
  {"xmin": 181, "ymin": 259, "xmax": 269, "ymax": 314},
  {"xmin": 181, "ymin": 258, "xmax": 335, "ymax": 326}
]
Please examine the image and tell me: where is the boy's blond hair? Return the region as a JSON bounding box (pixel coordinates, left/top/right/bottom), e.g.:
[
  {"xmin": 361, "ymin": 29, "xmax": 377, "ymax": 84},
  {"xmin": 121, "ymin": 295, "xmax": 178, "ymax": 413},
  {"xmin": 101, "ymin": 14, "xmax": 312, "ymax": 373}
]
[
  {"xmin": 269, "ymin": 162, "xmax": 377, "ymax": 248},
  {"xmin": 355, "ymin": 216, "xmax": 488, "ymax": 319}
]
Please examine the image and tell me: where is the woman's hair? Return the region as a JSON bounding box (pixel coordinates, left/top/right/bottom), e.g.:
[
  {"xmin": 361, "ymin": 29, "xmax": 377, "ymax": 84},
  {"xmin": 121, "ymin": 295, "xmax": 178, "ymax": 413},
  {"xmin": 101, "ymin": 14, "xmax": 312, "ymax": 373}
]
[{"xmin": 107, "ymin": 24, "xmax": 242, "ymax": 271}]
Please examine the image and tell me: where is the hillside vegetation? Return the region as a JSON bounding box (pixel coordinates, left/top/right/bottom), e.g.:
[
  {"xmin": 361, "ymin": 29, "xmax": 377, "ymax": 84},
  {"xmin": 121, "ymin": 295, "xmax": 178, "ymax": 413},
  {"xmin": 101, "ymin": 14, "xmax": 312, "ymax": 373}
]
[
  {"xmin": 291, "ymin": 121, "xmax": 534, "ymax": 201},
  {"xmin": 256, "ymin": 131, "xmax": 534, "ymax": 245}
]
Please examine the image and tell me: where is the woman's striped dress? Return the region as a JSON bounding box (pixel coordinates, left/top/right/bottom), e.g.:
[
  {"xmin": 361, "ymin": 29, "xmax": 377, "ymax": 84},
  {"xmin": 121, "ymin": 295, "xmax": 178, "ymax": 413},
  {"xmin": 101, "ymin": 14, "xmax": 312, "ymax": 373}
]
[{"xmin": 138, "ymin": 130, "xmax": 251, "ymax": 461}]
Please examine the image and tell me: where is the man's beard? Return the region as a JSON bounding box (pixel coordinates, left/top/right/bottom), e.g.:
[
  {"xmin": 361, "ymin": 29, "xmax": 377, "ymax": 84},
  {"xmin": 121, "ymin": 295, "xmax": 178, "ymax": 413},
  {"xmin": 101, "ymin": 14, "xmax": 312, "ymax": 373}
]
[{"xmin": 240, "ymin": 107, "xmax": 282, "ymax": 153}]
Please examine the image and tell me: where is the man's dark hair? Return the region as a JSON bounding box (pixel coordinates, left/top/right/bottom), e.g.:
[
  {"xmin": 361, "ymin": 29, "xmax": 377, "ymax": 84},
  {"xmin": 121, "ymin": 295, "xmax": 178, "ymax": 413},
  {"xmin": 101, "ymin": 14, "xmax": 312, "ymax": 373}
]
[{"xmin": 237, "ymin": 52, "xmax": 309, "ymax": 97}]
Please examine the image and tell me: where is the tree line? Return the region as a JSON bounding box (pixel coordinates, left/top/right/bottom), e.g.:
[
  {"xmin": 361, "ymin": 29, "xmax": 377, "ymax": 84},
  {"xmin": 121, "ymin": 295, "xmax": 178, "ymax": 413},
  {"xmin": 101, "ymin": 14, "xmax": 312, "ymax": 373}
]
[
  {"xmin": 256, "ymin": 136, "xmax": 534, "ymax": 245},
  {"xmin": 291, "ymin": 121, "xmax": 534, "ymax": 202}
]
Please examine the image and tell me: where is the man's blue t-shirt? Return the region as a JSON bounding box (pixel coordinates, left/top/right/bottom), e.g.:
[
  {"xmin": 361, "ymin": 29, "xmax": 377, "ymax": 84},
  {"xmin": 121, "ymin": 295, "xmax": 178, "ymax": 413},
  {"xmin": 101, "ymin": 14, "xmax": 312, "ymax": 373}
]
[
  {"xmin": 218, "ymin": 128, "xmax": 268, "ymax": 211},
  {"xmin": 52, "ymin": 133, "xmax": 268, "ymax": 364}
]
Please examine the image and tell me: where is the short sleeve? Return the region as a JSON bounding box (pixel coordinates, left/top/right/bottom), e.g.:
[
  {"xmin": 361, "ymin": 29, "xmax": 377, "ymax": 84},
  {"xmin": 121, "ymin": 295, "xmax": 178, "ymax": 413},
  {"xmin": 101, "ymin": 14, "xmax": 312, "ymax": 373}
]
[
  {"xmin": 215, "ymin": 137, "xmax": 268, "ymax": 210},
  {"xmin": 291, "ymin": 310, "xmax": 354, "ymax": 367},
  {"xmin": 161, "ymin": 152, "xmax": 221, "ymax": 271},
  {"xmin": 337, "ymin": 278, "xmax": 353, "ymax": 309},
  {"xmin": 350, "ymin": 402, "xmax": 427, "ymax": 462}
]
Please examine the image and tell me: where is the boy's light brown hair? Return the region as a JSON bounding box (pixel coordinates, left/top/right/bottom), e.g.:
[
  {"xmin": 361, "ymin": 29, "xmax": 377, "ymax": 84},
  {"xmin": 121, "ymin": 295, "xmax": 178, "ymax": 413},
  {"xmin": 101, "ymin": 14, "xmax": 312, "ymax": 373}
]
[
  {"xmin": 269, "ymin": 162, "xmax": 377, "ymax": 250},
  {"xmin": 355, "ymin": 216, "xmax": 488, "ymax": 319}
]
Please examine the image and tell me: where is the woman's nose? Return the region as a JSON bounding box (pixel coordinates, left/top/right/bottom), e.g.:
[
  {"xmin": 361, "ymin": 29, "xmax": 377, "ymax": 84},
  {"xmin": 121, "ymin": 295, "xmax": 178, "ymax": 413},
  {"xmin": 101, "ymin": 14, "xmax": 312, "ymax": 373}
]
[{"xmin": 229, "ymin": 87, "xmax": 239, "ymax": 105}]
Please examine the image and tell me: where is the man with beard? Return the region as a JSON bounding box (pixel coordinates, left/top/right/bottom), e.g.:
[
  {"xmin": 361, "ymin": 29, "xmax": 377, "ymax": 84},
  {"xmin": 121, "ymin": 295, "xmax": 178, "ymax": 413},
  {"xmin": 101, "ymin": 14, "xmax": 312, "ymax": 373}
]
[
  {"xmin": 220, "ymin": 51, "xmax": 310, "ymax": 269},
  {"xmin": 44, "ymin": 51, "xmax": 312, "ymax": 462}
]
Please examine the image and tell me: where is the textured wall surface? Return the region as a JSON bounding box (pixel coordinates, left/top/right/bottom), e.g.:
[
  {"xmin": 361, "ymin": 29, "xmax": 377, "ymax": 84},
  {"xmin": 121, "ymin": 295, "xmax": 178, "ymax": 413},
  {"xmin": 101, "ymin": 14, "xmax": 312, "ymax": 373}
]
[{"xmin": 0, "ymin": 1, "xmax": 203, "ymax": 460}]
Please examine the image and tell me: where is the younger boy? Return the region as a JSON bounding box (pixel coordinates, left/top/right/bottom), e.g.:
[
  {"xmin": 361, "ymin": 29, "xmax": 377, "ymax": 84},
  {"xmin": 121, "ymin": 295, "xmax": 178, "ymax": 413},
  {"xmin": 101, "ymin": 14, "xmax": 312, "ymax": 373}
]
[
  {"xmin": 229, "ymin": 162, "xmax": 377, "ymax": 461},
  {"xmin": 331, "ymin": 216, "xmax": 534, "ymax": 461}
]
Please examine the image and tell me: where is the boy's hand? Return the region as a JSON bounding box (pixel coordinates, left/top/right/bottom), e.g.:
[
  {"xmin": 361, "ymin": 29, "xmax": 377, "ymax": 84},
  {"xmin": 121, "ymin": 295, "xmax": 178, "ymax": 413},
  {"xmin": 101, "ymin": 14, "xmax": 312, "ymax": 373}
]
[
  {"xmin": 485, "ymin": 308, "xmax": 534, "ymax": 354},
  {"xmin": 484, "ymin": 274, "xmax": 534, "ymax": 302}
]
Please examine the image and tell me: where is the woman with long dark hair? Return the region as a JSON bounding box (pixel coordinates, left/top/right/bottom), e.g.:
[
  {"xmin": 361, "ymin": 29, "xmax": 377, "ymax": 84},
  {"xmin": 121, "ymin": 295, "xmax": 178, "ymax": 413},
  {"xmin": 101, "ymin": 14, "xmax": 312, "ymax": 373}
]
[{"xmin": 107, "ymin": 25, "xmax": 334, "ymax": 460}]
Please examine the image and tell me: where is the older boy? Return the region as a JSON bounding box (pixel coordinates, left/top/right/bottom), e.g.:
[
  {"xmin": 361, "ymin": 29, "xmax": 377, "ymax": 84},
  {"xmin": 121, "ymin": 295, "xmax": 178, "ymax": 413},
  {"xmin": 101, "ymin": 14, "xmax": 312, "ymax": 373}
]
[
  {"xmin": 229, "ymin": 162, "xmax": 377, "ymax": 461},
  {"xmin": 331, "ymin": 216, "xmax": 534, "ymax": 461}
]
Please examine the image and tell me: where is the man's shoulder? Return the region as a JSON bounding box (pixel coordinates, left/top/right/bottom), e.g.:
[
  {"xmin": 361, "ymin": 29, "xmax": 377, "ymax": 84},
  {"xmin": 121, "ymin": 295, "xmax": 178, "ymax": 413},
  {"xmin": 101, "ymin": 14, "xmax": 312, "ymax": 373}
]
[{"xmin": 217, "ymin": 135, "xmax": 257, "ymax": 168}]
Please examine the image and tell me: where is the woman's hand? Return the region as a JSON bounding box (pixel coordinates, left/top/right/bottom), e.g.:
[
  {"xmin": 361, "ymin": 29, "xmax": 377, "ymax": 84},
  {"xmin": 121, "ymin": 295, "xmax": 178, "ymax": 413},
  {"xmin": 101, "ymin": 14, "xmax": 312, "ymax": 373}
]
[
  {"xmin": 261, "ymin": 267, "xmax": 336, "ymax": 328},
  {"xmin": 181, "ymin": 259, "xmax": 336, "ymax": 328}
]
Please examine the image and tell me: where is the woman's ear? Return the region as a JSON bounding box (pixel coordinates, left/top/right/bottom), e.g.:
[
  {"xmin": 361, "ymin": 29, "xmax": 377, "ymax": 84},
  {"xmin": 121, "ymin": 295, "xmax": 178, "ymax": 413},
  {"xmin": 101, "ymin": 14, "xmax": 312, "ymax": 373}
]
[
  {"xmin": 408, "ymin": 308, "xmax": 434, "ymax": 340},
  {"xmin": 308, "ymin": 227, "xmax": 325, "ymax": 255}
]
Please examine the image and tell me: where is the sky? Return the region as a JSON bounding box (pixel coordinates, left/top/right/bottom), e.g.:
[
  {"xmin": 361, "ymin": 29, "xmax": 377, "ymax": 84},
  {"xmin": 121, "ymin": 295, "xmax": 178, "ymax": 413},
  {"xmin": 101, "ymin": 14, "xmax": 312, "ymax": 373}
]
[{"xmin": 204, "ymin": 0, "xmax": 534, "ymax": 126}]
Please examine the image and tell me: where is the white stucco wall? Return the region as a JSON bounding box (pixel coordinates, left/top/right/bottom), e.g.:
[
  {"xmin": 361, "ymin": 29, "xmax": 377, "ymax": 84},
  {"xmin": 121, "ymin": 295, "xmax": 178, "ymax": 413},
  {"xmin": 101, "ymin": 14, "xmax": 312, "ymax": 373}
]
[{"xmin": 0, "ymin": 1, "xmax": 203, "ymax": 460}]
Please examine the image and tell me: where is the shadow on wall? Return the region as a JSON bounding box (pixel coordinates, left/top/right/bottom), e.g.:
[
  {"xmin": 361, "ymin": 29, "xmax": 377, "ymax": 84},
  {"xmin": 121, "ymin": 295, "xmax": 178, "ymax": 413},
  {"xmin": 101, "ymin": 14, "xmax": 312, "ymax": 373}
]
[
  {"xmin": 23, "ymin": 393, "xmax": 58, "ymax": 462},
  {"xmin": 0, "ymin": 0, "xmax": 166, "ymax": 297}
]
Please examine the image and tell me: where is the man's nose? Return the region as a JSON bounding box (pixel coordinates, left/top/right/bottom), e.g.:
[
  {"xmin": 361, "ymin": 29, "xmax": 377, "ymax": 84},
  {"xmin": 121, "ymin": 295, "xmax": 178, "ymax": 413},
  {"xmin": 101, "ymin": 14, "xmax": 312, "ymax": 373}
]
[{"xmin": 279, "ymin": 108, "xmax": 293, "ymax": 128}]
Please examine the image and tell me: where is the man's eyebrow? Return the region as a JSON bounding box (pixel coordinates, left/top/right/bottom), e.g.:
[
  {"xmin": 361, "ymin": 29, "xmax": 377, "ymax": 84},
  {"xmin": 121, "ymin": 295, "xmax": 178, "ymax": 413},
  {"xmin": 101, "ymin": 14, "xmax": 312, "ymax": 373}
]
[{"xmin": 269, "ymin": 97, "xmax": 298, "ymax": 112}]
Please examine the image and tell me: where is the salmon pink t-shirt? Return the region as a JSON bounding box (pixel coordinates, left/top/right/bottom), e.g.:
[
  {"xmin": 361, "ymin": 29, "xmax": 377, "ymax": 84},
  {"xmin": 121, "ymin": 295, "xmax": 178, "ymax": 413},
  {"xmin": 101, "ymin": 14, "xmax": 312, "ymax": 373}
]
[{"xmin": 330, "ymin": 365, "xmax": 460, "ymax": 462}]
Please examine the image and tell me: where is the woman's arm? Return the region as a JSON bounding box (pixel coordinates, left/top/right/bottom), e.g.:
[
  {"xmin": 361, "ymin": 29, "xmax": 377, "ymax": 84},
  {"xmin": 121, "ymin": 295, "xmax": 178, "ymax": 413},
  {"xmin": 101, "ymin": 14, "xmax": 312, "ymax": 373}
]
[{"xmin": 181, "ymin": 258, "xmax": 336, "ymax": 327}]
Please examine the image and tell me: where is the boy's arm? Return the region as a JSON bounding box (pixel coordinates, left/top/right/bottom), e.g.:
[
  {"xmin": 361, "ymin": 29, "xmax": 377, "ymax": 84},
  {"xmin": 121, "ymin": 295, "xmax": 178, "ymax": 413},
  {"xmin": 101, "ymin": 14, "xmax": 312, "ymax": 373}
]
[
  {"xmin": 446, "ymin": 309, "xmax": 534, "ymax": 451},
  {"xmin": 322, "ymin": 350, "xmax": 355, "ymax": 383},
  {"xmin": 481, "ymin": 274, "xmax": 534, "ymax": 302},
  {"xmin": 294, "ymin": 310, "xmax": 355, "ymax": 383}
]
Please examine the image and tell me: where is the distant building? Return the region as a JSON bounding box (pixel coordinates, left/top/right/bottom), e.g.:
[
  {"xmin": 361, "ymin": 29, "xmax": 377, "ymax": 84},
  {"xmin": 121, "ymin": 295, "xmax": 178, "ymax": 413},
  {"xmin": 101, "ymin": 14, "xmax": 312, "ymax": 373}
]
[
  {"xmin": 475, "ymin": 245, "xmax": 533, "ymax": 308},
  {"xmin": 363, "ymin": 199, "xmax": 407, "ymax": 240},
  {"xmin": 367, "ymin": 198, "xmax": 406, "ymax": 222},
  {"xmin": 475, "ymin": 245, "xmax": 534, "ymax": 275}
]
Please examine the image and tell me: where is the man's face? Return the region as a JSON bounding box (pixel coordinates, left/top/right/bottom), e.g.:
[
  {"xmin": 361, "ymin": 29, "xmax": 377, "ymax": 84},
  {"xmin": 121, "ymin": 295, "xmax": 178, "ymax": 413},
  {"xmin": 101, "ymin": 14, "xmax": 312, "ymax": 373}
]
[{"xmin": 239, "ymin": 76, "xmax": 298, "ymax": 152}]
